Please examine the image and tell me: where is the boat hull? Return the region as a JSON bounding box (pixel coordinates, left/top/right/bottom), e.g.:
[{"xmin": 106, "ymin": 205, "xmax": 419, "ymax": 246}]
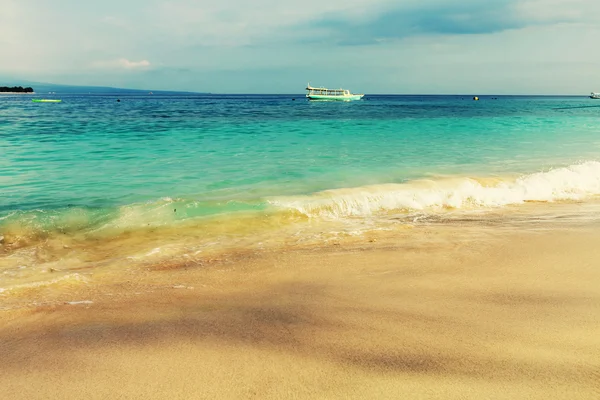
[{"xmin": 306, "ymin": 94, "xmax": 364, "ymax": 101}]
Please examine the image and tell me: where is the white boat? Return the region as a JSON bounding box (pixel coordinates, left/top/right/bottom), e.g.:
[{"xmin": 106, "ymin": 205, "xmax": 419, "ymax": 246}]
[
  {"xmin": 590, "ymin": 92, "xmax": 600, "ymax": 99},
  {"xmin": 306, "ymin": 84, "xmax": 364, "ymax": 101}
]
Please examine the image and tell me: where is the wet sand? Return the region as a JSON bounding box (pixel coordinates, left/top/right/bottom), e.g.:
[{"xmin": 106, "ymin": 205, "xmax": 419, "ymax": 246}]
[{"xmin": 1, "ymin": 225, "xmax": 599, "ymax": 399}]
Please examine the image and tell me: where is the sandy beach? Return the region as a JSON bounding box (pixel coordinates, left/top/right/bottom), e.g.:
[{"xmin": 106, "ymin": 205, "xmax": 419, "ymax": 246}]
[
  {"xmin": 3, "ymin": 0, "xmax": 600, "ymax": 398},
  {"xmin": 1, "ymin": 223, "xmax": 598, "ymax": 399}
]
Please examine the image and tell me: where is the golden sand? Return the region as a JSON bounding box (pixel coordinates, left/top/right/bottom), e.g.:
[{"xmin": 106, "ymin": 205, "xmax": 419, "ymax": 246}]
[{"xmin": 1, "ymin": 225, "xmax": 599, "ymax": 399}]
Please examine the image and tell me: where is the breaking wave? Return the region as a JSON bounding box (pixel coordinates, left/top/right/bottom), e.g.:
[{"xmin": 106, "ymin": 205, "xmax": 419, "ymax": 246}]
[
  {"xmin": 268, "ymin": 162, "xmax": 600, "ymax": 218},
  {"xmin": 3, "ymin": 162, "xmax": 600, "ymax": 247}
]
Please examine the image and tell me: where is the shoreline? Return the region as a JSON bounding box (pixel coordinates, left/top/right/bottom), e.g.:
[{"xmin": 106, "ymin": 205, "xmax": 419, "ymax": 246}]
[
  {"xmin": 2, "ymin": 198, "xmax": 600, "ymax": 299},
  {"xmin": 1, "ymin": 222, "xmax": 599, "ymax": 399}
]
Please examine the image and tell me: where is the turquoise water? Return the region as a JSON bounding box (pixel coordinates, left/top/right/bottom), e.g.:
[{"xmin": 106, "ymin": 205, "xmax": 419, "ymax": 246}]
[{"xmin": 2, "ymin": 94, "xmax": 600, "ymax": 237}]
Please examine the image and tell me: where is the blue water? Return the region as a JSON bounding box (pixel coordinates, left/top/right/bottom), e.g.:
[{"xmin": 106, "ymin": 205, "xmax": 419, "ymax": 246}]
[{"xmin": 2, "ymin": 94, "xmax": 600, "ymax": 236}]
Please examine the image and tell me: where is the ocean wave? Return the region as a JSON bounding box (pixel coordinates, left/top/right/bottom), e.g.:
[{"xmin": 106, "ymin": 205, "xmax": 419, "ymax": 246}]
[
  {"xmin": 0, "ymin": 197, "xmax": 267, "ymax": 246},
  {"xmin": 3, "ymin": 162, "xmax": 600, "ymax": 245},
  {"xmin": 268, "ymin": 161, "xmax": 600, "ymax": 218}
]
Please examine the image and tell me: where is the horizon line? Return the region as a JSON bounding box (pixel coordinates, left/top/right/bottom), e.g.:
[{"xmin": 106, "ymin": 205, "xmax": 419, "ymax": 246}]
[{"xmin": 3, "ymin": 92, "xmax": 591, "ymax": 97}]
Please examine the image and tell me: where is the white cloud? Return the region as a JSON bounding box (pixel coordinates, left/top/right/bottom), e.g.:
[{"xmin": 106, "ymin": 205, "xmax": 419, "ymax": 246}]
[
  {"xmin": 91, "ymin": 59, "xmax": 152, "ymax": 69},
  {"xmin": 119, "ymin": 59, "xmax": 151, "ymax": 69}
]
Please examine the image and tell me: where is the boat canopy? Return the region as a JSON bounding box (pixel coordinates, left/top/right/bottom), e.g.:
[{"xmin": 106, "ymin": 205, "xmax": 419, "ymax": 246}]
[{"xmin": 306, "ymin": 85, "xmax": 347, "ymax": 92}]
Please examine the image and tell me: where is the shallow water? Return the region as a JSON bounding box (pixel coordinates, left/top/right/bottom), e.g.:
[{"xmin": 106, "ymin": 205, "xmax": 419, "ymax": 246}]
[{"xmin": 2, "ymin": 94, "xmax": 600, "ymax": 293}]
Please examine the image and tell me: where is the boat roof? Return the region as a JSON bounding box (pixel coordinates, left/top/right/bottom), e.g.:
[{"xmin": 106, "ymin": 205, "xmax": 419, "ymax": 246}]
[{"xmin": 306, "ymin": 85, "xmax": 347, "ymax": 91}]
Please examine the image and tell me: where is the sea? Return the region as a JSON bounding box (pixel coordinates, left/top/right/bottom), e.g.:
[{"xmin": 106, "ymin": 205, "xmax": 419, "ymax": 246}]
[{"xmin": 1, "ymin": 93, "xmax": 600, "ymax": 298}]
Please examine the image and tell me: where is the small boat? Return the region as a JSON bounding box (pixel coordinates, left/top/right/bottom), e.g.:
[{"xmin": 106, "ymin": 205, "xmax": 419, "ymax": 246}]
[
  {"xmin": 590, "ymin": 92, "xmax": 600, "ymax": 99},
  {"xmin": 32, "ymin": 99, "xmax": 62, "ymax": 103},
  {"xmin": 306, "ymin": 84, "xmax": 364, "ymax": 101}
]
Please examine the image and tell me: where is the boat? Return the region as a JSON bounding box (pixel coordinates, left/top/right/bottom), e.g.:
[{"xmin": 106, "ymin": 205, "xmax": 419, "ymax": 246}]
[
  {"xmin": 32, "ymin": 99, "xmax": 62, "ymax": 103},
  {"xmin": 590, "ymin": 92, "xmax": 600, "ymax": 99},
  {"xmin": 306, "ymin": 84, "xmax": 364, "ymax": 101}
]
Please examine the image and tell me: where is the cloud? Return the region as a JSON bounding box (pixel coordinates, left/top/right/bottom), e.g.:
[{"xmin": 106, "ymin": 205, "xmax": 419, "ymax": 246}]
[
  {"xmin": 302, "ymin": 0, "xmax": 595, "ymax": 45},
  {"xmin": 119, "ymin": 59, "xmax": 151, "ymax": 69},
  {"xmin": 515, "ymin": 0, "xmax": 600, "ymax": 24},
  {"xmin": 2, "ymin": 0, "xmax": 600, "ymax": 93},
  {"xmin": 92, "ymin": 59, "xmax": 152, "ymax": 69},
  {"xmin": 143, "ymin": 0, "xmax": 394, "ymax": 47}
]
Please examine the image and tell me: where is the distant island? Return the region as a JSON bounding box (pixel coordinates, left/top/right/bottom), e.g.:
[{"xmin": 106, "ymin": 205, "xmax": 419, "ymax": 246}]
[
  {"xmin": 0, "ymin": 78, "xmax": 206, "ymax": 95},
  {"xmin": 0, "ymin": 86, "xmax": 34, "ymax": 93}
]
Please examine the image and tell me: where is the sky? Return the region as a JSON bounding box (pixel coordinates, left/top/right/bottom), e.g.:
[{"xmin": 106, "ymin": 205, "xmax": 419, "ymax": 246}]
[{"xmin": 1, "ymin": 0, "xmax": 600, "ymax": 94}]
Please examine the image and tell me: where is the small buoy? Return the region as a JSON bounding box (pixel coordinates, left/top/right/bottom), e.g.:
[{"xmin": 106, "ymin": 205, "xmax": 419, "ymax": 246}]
[{"xmin": 473, "ymin": 96, "xmax": 479, "ymax": 101}]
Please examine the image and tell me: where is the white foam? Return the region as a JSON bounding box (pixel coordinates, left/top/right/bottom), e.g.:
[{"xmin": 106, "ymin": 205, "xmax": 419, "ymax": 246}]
[
  {"xmin": 146, "ymin": 247, "xmax": 162, "ymax": 256},
  {"xmin": 65, "ymin": 300, "xmax": 93, "ymax": 305},
  {"xmin": 0, "ymin": 211, "xmax": 16, "ymax": 221},
  {"xmin": 269, "ymin": 161, "xmax": 600, "ymax": 218}
]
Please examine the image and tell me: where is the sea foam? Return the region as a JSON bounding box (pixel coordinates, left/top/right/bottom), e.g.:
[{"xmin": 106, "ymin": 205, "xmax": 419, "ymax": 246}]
[{"xmin": 268, "ymin": 162, "xmax": 600, "ymax": 218}]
